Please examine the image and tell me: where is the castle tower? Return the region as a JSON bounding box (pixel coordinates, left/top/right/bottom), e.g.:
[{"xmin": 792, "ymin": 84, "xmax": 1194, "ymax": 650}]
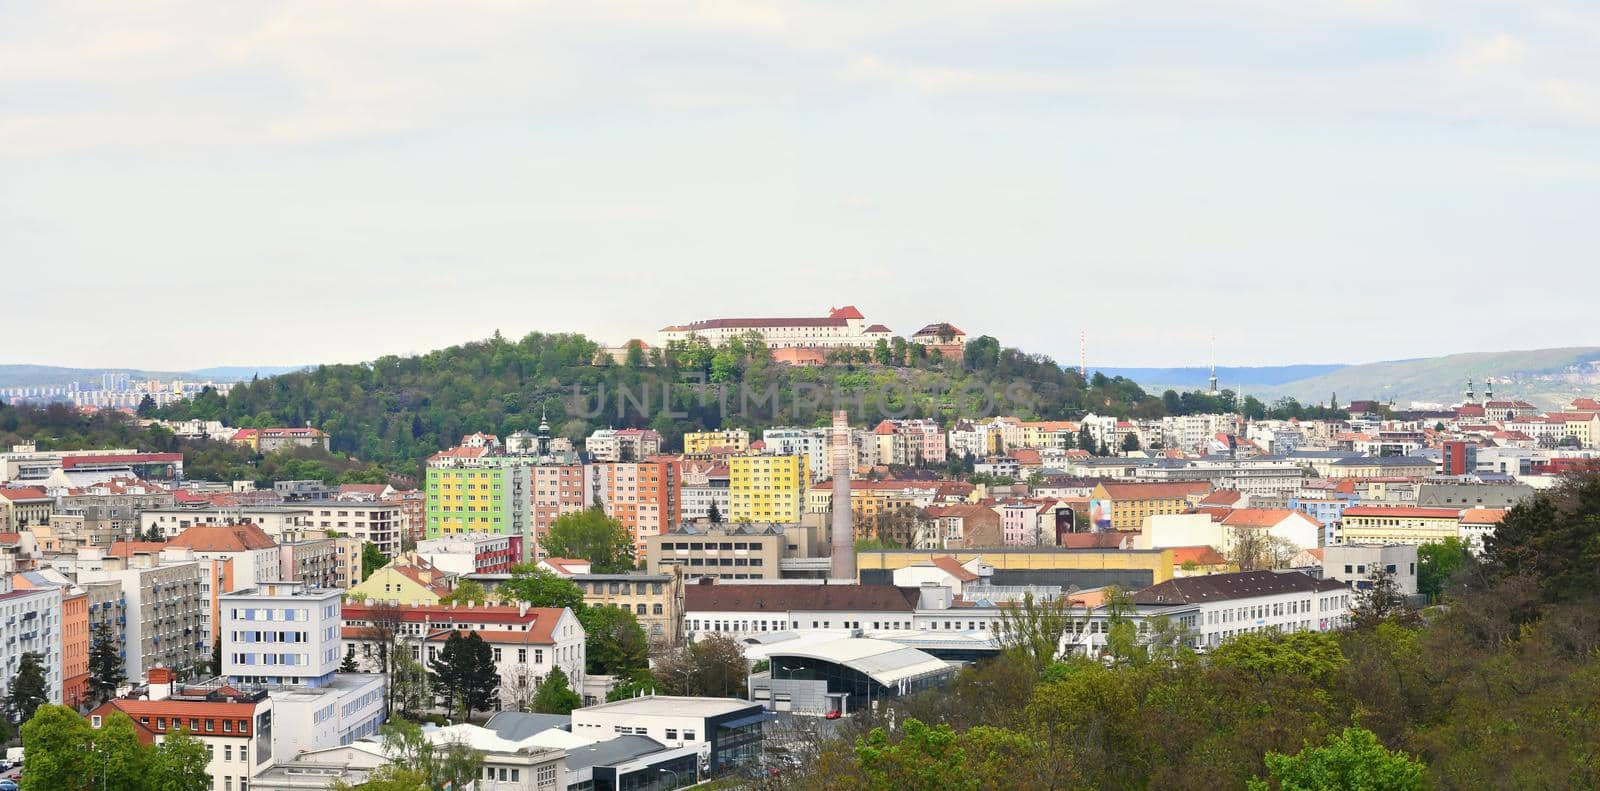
[{"xmin": 1465, "ymin": 378, "xmax": 1474, "ymax": 404}]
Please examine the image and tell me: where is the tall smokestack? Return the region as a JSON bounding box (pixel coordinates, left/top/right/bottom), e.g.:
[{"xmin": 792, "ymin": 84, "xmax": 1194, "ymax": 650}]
[{"xmin": 830, "ymin": 410, "xmax": 856, "ymax": 581}]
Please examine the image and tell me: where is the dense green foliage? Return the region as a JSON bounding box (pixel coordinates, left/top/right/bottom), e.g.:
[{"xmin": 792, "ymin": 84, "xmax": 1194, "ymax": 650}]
[
  {"xmin": 766, "ymin": 477, "xmax": 1600, "ymax": 790},
  {"xmin": 5, "ymin": 652, "xmax": 49, "ymax": 725},
  {"xmin": 542, "ymin": 509, "xmax": 636, "ymax": 572},
  {"xmin": 655, "ymin": 634, "xmax": 748, "ymax": 697},
  {"xmin": 21, "ymin": 706, "xmax": 211, "ymax": 791},
  {"xmin": 532, "ymin": 666, "xmax": 581, "ymax": 715},
  {"xmin": 131, "ymin": 330, "xmax": 1315, "ymax": 477},
  {"xmin": 87, "ymin": 621, "xmax": 126, "ymax": 704}
]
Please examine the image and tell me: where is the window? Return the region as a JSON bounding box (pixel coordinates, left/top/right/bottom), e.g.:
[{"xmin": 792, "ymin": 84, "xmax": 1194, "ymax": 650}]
[
  {"xmin": 666, "ymin": 728, "xmax": 678, "ymax": 739},
  {"xmin": 684, "ymin": 730, "xmax": 696, "ymax": 740}
]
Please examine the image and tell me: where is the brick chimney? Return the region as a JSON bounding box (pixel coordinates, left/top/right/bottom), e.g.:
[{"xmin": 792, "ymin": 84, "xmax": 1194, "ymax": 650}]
[{"xmin": 148, "ymin": 667, "xmax": 174, "ymax": 701}]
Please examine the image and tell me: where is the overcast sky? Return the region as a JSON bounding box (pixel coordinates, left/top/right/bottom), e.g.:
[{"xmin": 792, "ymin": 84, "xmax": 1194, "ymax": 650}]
[{"xmin": 4, "ymin": 1, "xmax": 1600, "ymax": 371}]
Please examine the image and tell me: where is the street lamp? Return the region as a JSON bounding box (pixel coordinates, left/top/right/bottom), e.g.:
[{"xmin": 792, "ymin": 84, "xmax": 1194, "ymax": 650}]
[{"xmin": 658, "ymin": 767, "xmax": 681, "ymax": 789}]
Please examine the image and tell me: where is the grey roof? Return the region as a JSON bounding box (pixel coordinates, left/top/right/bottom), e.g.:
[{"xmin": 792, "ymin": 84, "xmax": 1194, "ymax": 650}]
[
  {"xmin": 1417, "ymin": 482, "xmax": 1534, "ymax": 509},
  {"xmin": 768, "ymin": 638, "xmax": 954, "ymax": 685},
  {"xmin": 562, "ymin": 736, "xmax": 669, "ymax": 771},
  {"xmin": 483, "ymin": 712, "xmax": 571, "ymax": 741},
  {"xmin": 1330, "ymin": 456, "xmax": 1433, "ymax": 467},
  {"xmin": 1133, "ymin": 570, "xmax": 1347, "ymax": 605},
  {"xmin": 1286, "ymin": 450, "xmax": 1361, "ymax": 459}
]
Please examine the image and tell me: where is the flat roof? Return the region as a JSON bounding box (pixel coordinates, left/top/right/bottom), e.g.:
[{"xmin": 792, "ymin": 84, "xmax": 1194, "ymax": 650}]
[
  {"xmin": 768, "ymin": 637, "xmax": 954, "ymax": 686},
  {"xmin": 574, "ymin": 695, "xmax": 758, "ymax": 718}
]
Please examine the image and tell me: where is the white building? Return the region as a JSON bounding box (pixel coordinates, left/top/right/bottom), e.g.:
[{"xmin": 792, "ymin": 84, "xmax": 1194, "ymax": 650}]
[
  {"xmin": 89, "ymin": 670, "xmax": 275, "ymax": 790},
  {"xmin": 1131, "ymin": 570, "xmax": 1352, "ymax": 649},
  {"xmin": 1322, "ymin": 544, "xmax": 1419, "ymax": 597},
  {"xmin": 415, "ymin": 533, "xmax": 516, "ymax": 576},
  {"xmin": 340, "ymin": 603, "xmax": 587, "ymax": 710},
  {"xmin": 140, "ymin": 506, "xmax": 314, "ymax": 541},
  {"xmin": 305, "ymin": 501, "xmax": 404, "ymax": 558},
  {"xmin": 659, "ymin": 305, "xmax": 890, "ymax": 350},
  {"xmin": 0, "ymin": 583, "xmax": 64, "ymax": 706},
  {"xmin": 762, "ymin": 427, "xmax": 830, "ymax": 481},
  {"xmin": 265, "ymin": 675, "xmax": 387, "ymax": 762},
  {"xmin": 221, "ymin": 581, "xmax": 343, "ymax": 688}
]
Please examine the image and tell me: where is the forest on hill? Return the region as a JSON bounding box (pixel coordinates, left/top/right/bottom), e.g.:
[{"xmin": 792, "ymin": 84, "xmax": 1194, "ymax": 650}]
[{"xmin": 7, "ymin": 331, "xmax": 1344, "ymax": 481}]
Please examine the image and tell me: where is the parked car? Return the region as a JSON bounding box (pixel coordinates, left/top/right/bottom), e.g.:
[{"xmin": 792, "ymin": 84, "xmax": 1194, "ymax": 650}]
[{"xmin": 0, "ymin": 778, "xmax": 19, "ymax": 791}]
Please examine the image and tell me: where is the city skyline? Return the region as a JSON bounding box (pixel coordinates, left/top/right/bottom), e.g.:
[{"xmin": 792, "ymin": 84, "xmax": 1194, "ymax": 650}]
[{"xmin": 5, "ymin": 2, "xmax": 1600, "ymax": 369}]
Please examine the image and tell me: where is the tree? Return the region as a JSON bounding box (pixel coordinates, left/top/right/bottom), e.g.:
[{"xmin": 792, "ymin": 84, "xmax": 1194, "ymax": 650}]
[
  {"xmin": 148, "ymin": 727, "xmax": 211, "ymax": 791},
  {"xmin": 428, "ymin": 630, "xmax": 487, "ymax": 720},
  {"xmin": 1247, "ymin": 727, "xmax": 1427, "ymax": 791},
  {"xmin": 996, "ymin": 592, "xmax": 1082, "ymax": 673},
  {"xmin": 1351, "ymin": 566, "xmax": 1418, "ymax": 630},
  {"xmin": 439, "ymin": 578, "xmax": 488, "ymax": 605},
  {"xmin": 605, "ymin": 673, "xmax": 657, "ymax": 702},
  {"xmin": 1483, "ymin": 475, "xmax": 1600, "ymax": 602},
  {"xmin": 90, "ymin": 710, "xmax": 149, "ymax": 791},
  {"xmin": 19, "ymin": 705, "xmax": 92, "ymax": 791},
  {"xmin": 364, "ymin": 601, "xmax": 407, "ymax": 716},
  {"xmin": 1230, "ymin": 528, "xmax": 1298, "ymax": 571},
  {"xmin": 332, "ymin": 766, "xmax": 428, "ymax": 791},
  {"xmin": 707, "ymin": 500, "xmax": 723, "ymax": 524},
  {"xmin": 498, "ymin": 565, "xmax": 585, "ymax": 611},
  {"xmin": 88, "ymin": 620, "xmax": 127, "ymax": 702},
  {"xmin": 1417, "ymin": 537, "xmax": 1472, "ymax": 602},
  {"xmin": 655, "ymin": 634, "xmax": 748, "ymax": 697},
  {"xmin": 391, "ymin": 651, "xmax": 433, "ymax": 717},
  {"xmin": 461, "ymin": 632, "xmax": 499, "ymax": 715},
  {"xmin": 7, "ymin": 652, "xmax": 50, "ymax": 725},
  {"xmin": 579, "ymin": 605, "xmax": 650, "ymax": 677},
  {"xmin": 543, "ymin": 508, "xmax": 635, "ymax": 572},
  {"xmin": 852, "ymin": 718, "xmax": 977, "ymax": 791},
  {"xmin": 532, "ymin": 666, "xmax": 581, "ymax": 714},
  {"xmin": 136, "ymin": 395, "xmax": 157, "ymax": 417},
  {"xmin": 374, "ymin": 719, "xmax": 485, "ymax": 790},
  {"xmin": 1120, "ymin": 432, "xmax": 1140, "ymax": 453},
  {"xmin": 1077, "ymin": 425, "xmax": 1095, "ymax": 456},
  {"xmin": 340, "ymin": 651, "xmax": 361, "ymax": 673},
  {"xmin": 361, "ymin": 542, "xmax": 389, "ymax": 580}
]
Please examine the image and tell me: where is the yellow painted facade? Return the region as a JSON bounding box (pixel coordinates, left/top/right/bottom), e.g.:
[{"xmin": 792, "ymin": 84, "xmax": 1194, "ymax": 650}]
[
  {"xmin": 730, "ymin": 455, "xmax": 805, "ymax": 523},
  {"xmin": 683, "ymin": 430, "xmax": 750, "ymax": 455},
  {"xmin": 347, "ymin": 566, "xmax": 444, "ymax": 605},
  {"xmin": 856, "ymin": 548, "xmax": 1176, "ymax": 585}
]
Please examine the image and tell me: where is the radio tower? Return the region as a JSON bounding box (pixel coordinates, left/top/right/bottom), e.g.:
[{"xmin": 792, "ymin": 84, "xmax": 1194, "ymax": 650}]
[{"xmin": 1079, "ymin": 331, "xmax": 1086, "ymax": 377}]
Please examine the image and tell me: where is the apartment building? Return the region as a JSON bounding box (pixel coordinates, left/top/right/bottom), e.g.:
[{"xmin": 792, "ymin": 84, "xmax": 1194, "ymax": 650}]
[
  {"xmin": 0, "ymin": 486, "xmax": 53, "ymax": 531},
  {"xmin": 595, "ymin": 458, "xmax": 680, "ymax": 556},
  {"xmin": 1339, "ymin": 506, "xmax": 1462, "ymax": 545},
  {"xmin": 683, "ymin": 429, "xmax": 750, "ymax": 455},
  {"xmin": 141, "ymin": 505, "xmax": 314, "ymax": 541},
  {"xmin": 11, "ymin": 570, "xmax": 88, "ymax": 707},
  {"xmin": 762, "ymin": 428, "xmax": 829, "ymax": 481},
  {"xmin": 77, "ymin": 546, "xmax": 207, "ymax": 681},
  {"xmin": 416, "ymin": 533, "xmax": 518, "ymax": 576},
  {"xmin": 279, "ymin": 537, "xmax": 345, "ymax": 590},
  {"xmin": 1088, "ymin": 481, "xmax": 1212, "ymax": 532},
  {"xmin": 1131, "ymin": 570, "xmax": 1353, "ymax": 648},
  {"xmin": 679, "ymin": 461, "xmax": 731, "ymax": 523},
  {"xmin": 0, "ymin": 582, "xmax": 64, "ymax": 707},
  {"xmin": 569, "ymin": 570, "xmax": 685, "ymax": 645},
  {"xmin": 88, "ymin": 670, "xmax": 276, "ymax": 791},
  {"xmin": 426, "ymin": 450, "xmax": 530, "ymax": 559},
  {"xmin": 729, "ymin": 455, "xmax": 805, "ymax": 524},
  {"xmin": 57, "ymin": 478, "xmax": 177, "ymax": 546},
  {"xmin": 307, "ymin": 502, "xmax": 404, "ymax": 559},
  {"xmin": 586, "ymin": 428, "xmax": 662, "ymax": 463},
  {"xmin": 645, "ymin": 524, "xmax": 787, "ymax": 581},
  {"xmin": 530, "ymin": 462, "xmax": 591, "ymax": 560},
  {"xmin": 221, "ymin": 581, "xmax": 343, "ymax": 688}
]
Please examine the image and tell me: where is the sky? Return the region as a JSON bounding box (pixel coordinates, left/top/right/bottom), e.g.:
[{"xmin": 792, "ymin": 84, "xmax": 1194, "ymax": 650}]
[{"xmin": 4, "ymin": 0, "xmax": 1600, "ymax": 370}]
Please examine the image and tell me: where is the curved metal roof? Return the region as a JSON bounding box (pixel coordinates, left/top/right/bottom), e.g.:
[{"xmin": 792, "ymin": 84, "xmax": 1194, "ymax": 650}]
[{"xmin": 768, "ymin": 637, "xmax": 952, "ymax": 686}]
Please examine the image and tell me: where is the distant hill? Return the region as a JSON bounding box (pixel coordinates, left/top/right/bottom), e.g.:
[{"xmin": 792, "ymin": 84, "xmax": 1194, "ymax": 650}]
[
  {"xmin": 1093, "ymin": 348, "xmax": 1600, "ymax": 409},
  {"xmin": 1090, "ymin": 364, "xmax": 1349, "ymax": 391},
  {"xmin": 0, "ymin": 364, "xmax": 307, "ymax": 388},
  {"xmin": 1254, "ymin": 347, "xmax": 1600, "ymax": 409}
]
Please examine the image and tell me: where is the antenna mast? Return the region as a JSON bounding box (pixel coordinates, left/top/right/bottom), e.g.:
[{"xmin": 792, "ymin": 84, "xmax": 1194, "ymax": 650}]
[{"xmin": 1079, "ymin": 331, "xmax": 1086, "ymax": 378}]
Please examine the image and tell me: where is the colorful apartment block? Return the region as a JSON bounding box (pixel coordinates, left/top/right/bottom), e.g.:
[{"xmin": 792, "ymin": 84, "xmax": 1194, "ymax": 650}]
[
  {"xmin": 1089, "ymin": 481, "xmax": 1212, "ymax": 532},
  {"xmin": 597, "ymin": 458, "xmax": 681, "ymax": 556},
  {"xmin": 425, "ymin": 456, "xmax": 526, "ymax": 554},
  {"xmin": 730, "ymin": 454, "xmax": 806, "ymax": 524}
]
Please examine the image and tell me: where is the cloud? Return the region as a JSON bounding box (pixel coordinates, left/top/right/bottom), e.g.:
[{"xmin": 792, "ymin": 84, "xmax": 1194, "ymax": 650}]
[{"xmin": 4, "ymin": 0, "xmax": 1600, "ymax": 155}]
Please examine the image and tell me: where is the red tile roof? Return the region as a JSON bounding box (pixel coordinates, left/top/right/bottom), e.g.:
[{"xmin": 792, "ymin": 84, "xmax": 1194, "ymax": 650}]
[
  {"xmin": 1221, "ymin": 509, "xmax": 1320, "ymax": 529},
  {"xmin": 928, "ymin": 555, "xmax": 979, "ymax": 582},
  {"xmin": 1198, "ymin": 490, "xmax": 1243, "ymax": 507},
  {"xmin": 828, "ymin": 305, "xmax": 865, "ymax": 320},
  {"xmin": 168, "ymin": 523, "xmax": 277, "ymax": 553},
  {"xmin": 1169, "ymin": 546, "xmax": 1228, "ymax": 566},
  {"xmin": 0, "ymin": 487, "xmax": 50, "ymax": 501},
  {"xmin": 1459, "ymin": 508, "xmax": 1508, "ymax": 525}
]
